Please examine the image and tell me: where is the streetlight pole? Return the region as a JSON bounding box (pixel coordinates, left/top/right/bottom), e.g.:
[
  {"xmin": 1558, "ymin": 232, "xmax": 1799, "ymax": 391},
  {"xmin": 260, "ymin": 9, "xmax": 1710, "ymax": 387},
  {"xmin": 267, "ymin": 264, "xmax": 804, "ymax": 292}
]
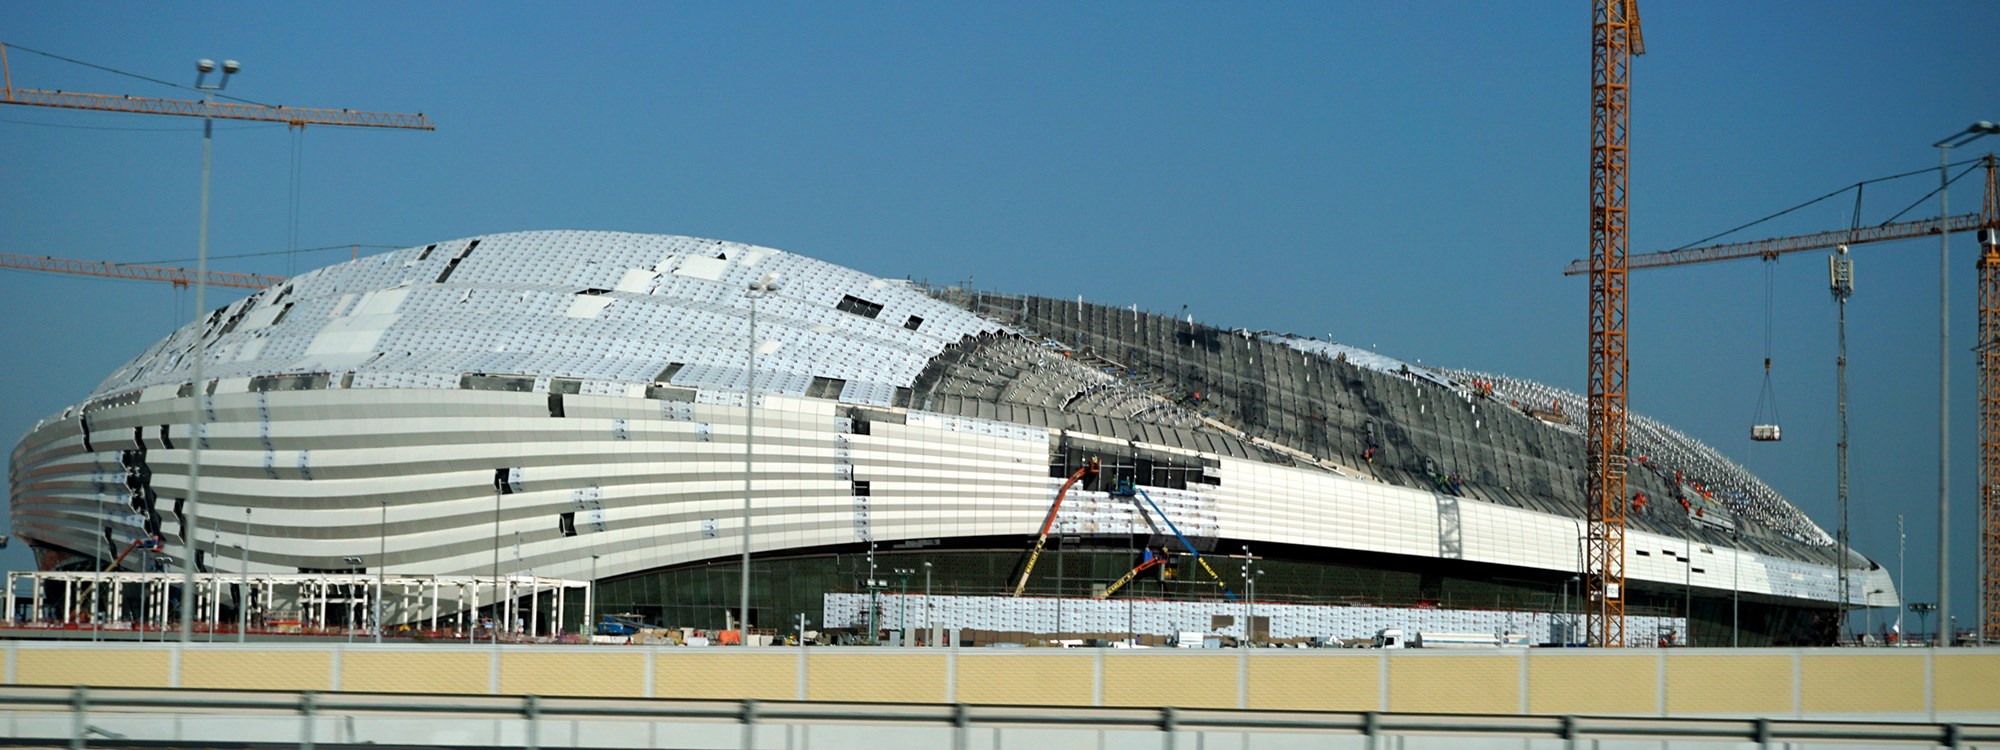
[
  {"xmin": 1898, "ymin": 514, "xmax": 1907, "ymax": 641},
  {"xmin": 895, "ymin": 568, "xmax": 913, "ymax": 646},
  {"xmin": 1240, "ymin": 545, "xmax": 1255, "ymax": 648},
  {"xmin": 93, "ymin": 527, "xmax": 101, "ymax": 642},
  {"xmin": 492, "ymin": 484, "xmax": 501, "ymax": 643},
  {"xmin": 1732, "ymin": 548, "xmax": 1740, "ymax": 647},
  {"xmin": 208, "ymin": 534, "xmax": 218, "ymax": 642},
  {"xmin": 1932, "ymin": 120, "xmax": 2000, "ymax": 648},
  {"xmin": 375, "ymin": 500, "xmax": 386, "ymax": 643},
  {"xmin": 866, "ymin": 542, "xmax": 878, "ymax": 644},
  {"xmin": 1683, "ymin": 533, "xmax": 1693, "ymax": 646},
  {"xmin": 239, "ymin": 507, "xmax": 249, "ymax": 643},
  {"xmin": 341, "ymin": 556, "xmax": 361, "ymax": 644},
  {"xmin": 1559, "ymin": 576, "xmax": 1569, "ymax": 646},
  {"xmin": 179, "ymin": 57, "xmax": 238, "ymax": 644},
  {"xmin": 742, "ymin": 272, "xmax": 781, "ymax": 645}
]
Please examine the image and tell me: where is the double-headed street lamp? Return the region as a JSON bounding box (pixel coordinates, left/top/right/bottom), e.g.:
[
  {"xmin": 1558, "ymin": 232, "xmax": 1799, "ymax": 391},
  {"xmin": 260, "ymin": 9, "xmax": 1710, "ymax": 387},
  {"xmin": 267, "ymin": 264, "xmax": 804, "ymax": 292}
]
[
  {"xmin": 178, "ymin": 57, "xmax": 239, "ymax": 644},
  {"xmin": 1932, "ymin": 120, "xmax": 2000, "ymax": 650},
  {"xmin": 741, "ymin": 272, "xmax": 782, "ymax": 645}
]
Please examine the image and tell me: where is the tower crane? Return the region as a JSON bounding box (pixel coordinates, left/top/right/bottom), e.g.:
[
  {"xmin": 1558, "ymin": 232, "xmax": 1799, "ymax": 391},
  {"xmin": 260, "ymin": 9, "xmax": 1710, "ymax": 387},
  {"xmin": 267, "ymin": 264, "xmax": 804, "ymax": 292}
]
[
  {"xmin": 1978, "ymin": 157, "xmax": 2000, "ymax": 645},
  {"xmin": 3, "ymin": 44, "xmax": 430, "ymax": 642},
  {"xmin": 1, "ymin": 43, "xmax": 425, "ymax": 294},
  {"xmin": 1, "ymin": 44, "xmax": 434, "ymax": 130},
  {"xmin": 1564, "ymin": 156, "xmax": 2000, "ymax": 645},
  {"xmin": 1586, "ymin": 0, "xmax": 1643, "ymax": 648},
  {"xmin": 1, "ymin": 252, "xmax": 287, "ymax": 290},
  {"xmin": 1560, "ymin": 212, "xmax": 1983, "ymax": 275}
]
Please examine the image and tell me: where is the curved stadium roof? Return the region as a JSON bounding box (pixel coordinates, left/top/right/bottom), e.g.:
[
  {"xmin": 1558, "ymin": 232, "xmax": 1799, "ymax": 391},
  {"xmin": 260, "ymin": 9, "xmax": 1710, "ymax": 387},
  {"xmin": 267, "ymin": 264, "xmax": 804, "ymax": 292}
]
[{"xmin": 35, "ymin": 230, "xmax": 1853, "ymax": 578}]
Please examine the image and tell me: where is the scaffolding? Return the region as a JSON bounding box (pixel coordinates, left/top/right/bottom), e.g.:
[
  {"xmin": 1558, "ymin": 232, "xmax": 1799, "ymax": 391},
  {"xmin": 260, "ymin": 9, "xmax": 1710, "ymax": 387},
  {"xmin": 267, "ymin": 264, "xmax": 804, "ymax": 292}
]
[{"xmin": 3, "ymin": 571, "xmax": 587, "ymax": 641}]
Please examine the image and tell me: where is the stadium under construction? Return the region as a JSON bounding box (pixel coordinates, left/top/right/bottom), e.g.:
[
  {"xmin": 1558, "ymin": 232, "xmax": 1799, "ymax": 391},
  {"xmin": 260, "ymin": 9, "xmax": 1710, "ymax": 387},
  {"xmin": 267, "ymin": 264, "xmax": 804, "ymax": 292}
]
[{"xmin": 6, "ymin": 231, "xmax": 1897, "ymax": 646}]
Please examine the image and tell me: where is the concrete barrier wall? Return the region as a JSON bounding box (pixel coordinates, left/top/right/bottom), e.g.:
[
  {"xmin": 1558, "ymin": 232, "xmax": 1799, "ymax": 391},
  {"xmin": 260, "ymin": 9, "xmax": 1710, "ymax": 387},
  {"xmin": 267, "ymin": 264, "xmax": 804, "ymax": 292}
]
[{"xmin": 10, "ymin": 642, "xmax": 1997, "ymax": 721}]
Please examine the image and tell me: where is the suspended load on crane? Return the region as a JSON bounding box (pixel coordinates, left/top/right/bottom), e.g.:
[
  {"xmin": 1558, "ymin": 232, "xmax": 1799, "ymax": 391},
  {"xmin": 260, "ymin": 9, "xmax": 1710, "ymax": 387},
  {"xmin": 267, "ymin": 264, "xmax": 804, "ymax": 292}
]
[
  {"xmin": 1753, "ymin": 358, "xmax": 1784, "ymax": 441},
  {"xmin": 1752, "ymin": 259, "xmax": 1783, "ymax": 441}
]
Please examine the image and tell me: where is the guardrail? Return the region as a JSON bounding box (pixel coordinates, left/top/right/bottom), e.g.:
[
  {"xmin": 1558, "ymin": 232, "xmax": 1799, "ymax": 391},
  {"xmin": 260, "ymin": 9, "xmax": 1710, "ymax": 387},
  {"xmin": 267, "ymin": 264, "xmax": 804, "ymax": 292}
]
[{"xmin": 7, "ymin": 685, "xmax": 1997, "ymax": 750}]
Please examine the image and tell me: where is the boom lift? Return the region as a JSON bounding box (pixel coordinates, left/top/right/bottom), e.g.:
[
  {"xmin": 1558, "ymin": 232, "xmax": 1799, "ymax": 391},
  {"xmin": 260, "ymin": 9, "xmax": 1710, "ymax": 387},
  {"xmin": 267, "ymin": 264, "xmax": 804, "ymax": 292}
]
[
  {"xmin": 1114, "ymin": 480, "xmax": 1236, "ymax": 600},
  {"xmin": 1094, "ymin": 548, "xmax": 1170, "ymax": 600},
  {"xmin": 1011, "ymin": 458, "xmax": 1100, "ymax": 596},
  {"xmin": 103, "ymin": 536, "xmax": 162, "ymax": 572}
]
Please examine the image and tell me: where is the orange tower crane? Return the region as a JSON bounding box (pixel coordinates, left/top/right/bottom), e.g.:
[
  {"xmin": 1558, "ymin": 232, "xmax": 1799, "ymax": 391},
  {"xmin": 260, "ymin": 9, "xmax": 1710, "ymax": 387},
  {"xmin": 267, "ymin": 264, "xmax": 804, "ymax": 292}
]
[
  {"xmin": 1564, "ymin": 157, "xmax": 2000, "ymax": 643},
  {"xmin": 1979, "ymin": 155, "xmax": 2000, "ymax": 645},
  {"xmin": 1, "ymin": 253, "xmax": 287, "ymax": 290},
  {"xmin": 1586, "ymin": 0, "xmax": 1643, "ymax": 648}
]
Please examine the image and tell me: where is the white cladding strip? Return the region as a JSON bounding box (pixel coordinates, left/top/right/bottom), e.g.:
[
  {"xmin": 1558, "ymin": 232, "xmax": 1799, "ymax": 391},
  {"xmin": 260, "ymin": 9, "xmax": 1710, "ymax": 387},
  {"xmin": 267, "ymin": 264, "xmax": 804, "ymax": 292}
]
[
  {"xmin": 11, "ymin": 387, "xmax": 1874, "ymax": 610},
  {"xmin": 1211, "ymin": 455, "xmax": 1869, "ymax": 605}
]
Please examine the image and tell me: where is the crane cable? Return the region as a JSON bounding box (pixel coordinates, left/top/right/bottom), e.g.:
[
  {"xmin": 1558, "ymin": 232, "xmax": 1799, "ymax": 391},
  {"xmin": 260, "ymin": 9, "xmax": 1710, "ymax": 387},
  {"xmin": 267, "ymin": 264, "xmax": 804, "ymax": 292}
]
[
  {"xmin": 1753, "ymin": 258, "xmax": 1782, "ymax": 433},
  {"xmin": 2, "ymin": 40, "xmax": 280, "ymax": 107},
  {"xmin": 287, "ymin": 127, "xmax": 305, "ymax": 275},
  {"xmin": 1670, "ymin": 158, "xmax": 1985, "ymax": 253}
]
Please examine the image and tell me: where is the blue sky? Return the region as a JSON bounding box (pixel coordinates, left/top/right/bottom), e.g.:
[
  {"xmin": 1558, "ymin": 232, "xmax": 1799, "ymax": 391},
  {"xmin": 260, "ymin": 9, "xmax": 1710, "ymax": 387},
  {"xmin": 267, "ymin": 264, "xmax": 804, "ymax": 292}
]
[{"xmin": 4, "ymin": 1, "xmax": 1997, "ymax": 634}]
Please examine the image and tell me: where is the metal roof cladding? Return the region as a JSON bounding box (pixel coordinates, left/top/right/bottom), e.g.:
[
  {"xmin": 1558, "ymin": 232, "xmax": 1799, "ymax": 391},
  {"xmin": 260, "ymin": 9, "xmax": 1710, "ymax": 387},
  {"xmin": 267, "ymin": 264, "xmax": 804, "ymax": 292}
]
[{"xmin": 88, "ymin": 230, "xmax": 1005, "ymax": 407}]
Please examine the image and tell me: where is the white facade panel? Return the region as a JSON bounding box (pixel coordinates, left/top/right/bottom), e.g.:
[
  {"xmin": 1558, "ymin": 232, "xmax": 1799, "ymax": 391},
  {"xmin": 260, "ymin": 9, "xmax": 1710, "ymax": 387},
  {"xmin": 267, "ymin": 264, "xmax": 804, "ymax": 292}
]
[{"xmin": 10, "ymin": 230, "xmax": 1883, "ymax": 629}]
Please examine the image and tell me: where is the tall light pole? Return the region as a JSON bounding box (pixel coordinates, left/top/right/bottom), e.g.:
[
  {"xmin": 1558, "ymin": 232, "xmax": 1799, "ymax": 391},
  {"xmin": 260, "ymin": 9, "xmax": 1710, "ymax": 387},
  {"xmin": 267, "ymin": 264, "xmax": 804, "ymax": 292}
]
[
  {"xmin": 179, "ymin": 57, "xmax": 238, "ymax": 644},
  {"xmin": 1681, "ymin": 533, "xmax": 1693, "ymax": 646},
  {"xmin": 866, "ymin": 542, "xmax": 879, "ymax": 643},
  {"xmin": 93, "ymin": 526, "xmax": 102, "ymax": 642},
  {"xmin": 1897, "ymin": 514, "xmax": 1907, "ymax": 640},
  {"xmin": 1563, "ymin": 575, "xmax": 1579, "ymax": 646},
  {"xmin": 341, "ymin": 556, "xmax": 362, "ymax": 643},
  {"xmin": 1933, "ymin": 121, "xmax": 2000, "ymax": 648},
  {"xmin": 375, "ymin": 500, "xmax": 386, "ymax": 644},
  {"xmin": 895, "ymin": 568, "xmax": 914, "ymax": 645},
  {"xmin": 741, "ymin": 272, "xmax": 781, "ymax": 645},
  {"xmin": 208, "ymin": 534, "xmax": 218, "ymax": 641},
  {"xmin": 239, "ymin": 507, "xmax": 249, "ymax": 643},
  {"xmin": 1240, "ymin": 545, "xmax": 1256, "ymax": 647},
  {"xmin": 492, "ymin": 483, "xmax": 502, "ymax": 642}
]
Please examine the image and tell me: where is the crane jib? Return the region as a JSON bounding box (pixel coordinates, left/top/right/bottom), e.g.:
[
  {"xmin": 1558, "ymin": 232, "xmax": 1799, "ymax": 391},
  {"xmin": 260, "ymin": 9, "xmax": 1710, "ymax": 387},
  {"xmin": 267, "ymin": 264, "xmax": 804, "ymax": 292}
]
[{"xmin": 1562, "ymin": 213, "xmax": 1981, "ymax": 275}]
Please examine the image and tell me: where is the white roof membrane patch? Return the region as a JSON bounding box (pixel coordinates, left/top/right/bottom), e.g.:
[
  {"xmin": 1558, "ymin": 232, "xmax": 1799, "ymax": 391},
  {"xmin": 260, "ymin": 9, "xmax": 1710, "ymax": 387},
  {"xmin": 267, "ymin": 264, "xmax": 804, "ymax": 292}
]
[{"xmin": 89, "ymin": 230, "xmax": 1005, "ymax": 408}]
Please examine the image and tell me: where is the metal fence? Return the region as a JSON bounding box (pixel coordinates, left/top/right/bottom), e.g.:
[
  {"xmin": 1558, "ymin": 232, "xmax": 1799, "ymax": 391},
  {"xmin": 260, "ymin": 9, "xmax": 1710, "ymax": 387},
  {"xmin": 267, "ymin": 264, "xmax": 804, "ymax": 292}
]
[{"xmin": 10, "ymin": 685, "xmax": 1999, "ymax": 750}]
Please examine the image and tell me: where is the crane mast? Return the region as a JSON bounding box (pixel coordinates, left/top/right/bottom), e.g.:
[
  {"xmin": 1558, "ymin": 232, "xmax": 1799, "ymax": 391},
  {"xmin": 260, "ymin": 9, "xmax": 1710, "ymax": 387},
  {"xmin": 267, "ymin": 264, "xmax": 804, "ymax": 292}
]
[
  {"xmin": 1586, "ymin": 0, "xmax": 1641, "ymax": 648},
  {"xmin": 1979, "ymin": 154, "xmax": 2000, "ymax": 645}
]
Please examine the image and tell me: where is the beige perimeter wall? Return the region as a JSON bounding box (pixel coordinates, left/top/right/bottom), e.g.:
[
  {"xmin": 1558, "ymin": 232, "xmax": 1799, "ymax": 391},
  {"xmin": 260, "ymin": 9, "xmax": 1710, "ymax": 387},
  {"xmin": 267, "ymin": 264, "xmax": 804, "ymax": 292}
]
[{"xmin": 9, "ymin": 643, "xmax": 1997, "ymax": 719}]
